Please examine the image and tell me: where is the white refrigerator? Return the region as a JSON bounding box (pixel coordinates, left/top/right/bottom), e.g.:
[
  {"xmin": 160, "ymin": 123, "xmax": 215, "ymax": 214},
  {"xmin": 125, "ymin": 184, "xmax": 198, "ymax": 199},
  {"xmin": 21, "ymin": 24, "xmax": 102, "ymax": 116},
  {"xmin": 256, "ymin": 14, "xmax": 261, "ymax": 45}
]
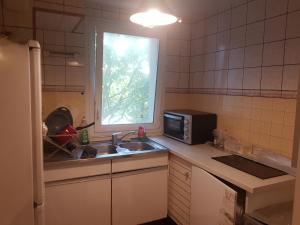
[{"xmin": 0, "ymin": 38, "xmax": 45, "ymax": 225}]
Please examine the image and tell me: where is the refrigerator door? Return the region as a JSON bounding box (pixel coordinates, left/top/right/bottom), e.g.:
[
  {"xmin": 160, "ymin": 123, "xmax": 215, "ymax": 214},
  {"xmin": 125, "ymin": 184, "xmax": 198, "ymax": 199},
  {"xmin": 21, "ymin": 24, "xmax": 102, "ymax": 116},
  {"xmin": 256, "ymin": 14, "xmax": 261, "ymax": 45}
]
[
  {"xmin": 190, "ymin": 166, "xmax": 237, "ymax": 225},
  {"xmin": 0, "ymin": 39, "xmax": 34, "ymax": 225},
  {"xmin": 28, "ymin": 40, "xmax": 45, "ymax": 225}
]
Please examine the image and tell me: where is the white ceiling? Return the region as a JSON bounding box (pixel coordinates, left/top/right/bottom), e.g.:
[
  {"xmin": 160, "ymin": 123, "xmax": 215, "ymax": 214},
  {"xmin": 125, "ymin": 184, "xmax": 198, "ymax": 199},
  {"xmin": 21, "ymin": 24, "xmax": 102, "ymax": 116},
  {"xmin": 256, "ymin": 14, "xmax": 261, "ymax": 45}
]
[{"xmin": 88, "ymin": 0, "xmax": 209, "ymax": 20}]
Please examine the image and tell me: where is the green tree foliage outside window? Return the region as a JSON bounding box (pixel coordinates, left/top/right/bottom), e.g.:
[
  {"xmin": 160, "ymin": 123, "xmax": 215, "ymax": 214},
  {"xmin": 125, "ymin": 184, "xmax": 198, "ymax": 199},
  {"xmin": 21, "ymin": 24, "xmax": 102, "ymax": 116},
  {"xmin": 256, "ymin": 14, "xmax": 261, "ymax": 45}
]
[{"xmin": 102, "ymin": 32, "xmax": 159, "ymax": 125}]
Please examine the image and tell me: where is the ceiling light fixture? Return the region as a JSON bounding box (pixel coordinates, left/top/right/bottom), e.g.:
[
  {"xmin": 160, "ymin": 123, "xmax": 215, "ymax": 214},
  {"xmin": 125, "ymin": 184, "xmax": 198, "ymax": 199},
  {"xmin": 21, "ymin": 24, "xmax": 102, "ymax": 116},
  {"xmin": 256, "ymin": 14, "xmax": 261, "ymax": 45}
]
[{"xmin": 130, "ymin": 0, "xmax": 180, "ymax": 28}]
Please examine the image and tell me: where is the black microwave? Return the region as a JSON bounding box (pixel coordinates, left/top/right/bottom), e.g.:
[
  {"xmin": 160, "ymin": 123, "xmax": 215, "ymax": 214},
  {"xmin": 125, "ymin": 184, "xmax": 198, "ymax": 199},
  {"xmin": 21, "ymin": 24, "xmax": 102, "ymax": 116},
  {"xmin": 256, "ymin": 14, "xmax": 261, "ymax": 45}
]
[{"xmin": 163, "ymin": 110, "xmax": 217, "ymax": 144}]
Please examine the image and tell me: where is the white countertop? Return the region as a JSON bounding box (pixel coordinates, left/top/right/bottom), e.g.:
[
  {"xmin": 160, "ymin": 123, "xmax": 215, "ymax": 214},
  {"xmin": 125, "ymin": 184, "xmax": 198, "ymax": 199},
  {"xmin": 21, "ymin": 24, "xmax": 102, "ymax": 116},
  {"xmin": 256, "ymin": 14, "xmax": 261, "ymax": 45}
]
[{"xmin": 151, "ymin": 136, "xmax": 295, "ymax": 193}]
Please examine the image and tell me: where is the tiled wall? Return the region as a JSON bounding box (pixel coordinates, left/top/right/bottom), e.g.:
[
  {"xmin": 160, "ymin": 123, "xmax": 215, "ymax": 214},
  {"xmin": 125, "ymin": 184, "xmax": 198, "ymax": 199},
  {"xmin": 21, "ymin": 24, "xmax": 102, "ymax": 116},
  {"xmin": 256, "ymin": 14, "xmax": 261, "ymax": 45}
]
[
  {"xmin": 165, "ymin": 92, "xmax": 296, "ymax": 158},
  {"xmin": 1, "ymin": 0, "xmax": 191, "ymax": 124},
  {"xmin": 189, "ymin": 0, "xmax": 300, "ymax": 99},
  {"xmin": 164, "ymin": 24, "xmax": 191, "ymax": 90}
]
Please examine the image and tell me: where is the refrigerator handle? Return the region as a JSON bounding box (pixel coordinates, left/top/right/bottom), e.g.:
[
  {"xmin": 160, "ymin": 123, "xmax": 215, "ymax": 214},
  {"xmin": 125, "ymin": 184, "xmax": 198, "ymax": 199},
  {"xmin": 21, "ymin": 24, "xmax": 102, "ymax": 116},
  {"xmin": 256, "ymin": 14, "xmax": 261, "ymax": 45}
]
[{"xmin": 29, "ymin": 41, "xmax": 45, "ymax": 208}]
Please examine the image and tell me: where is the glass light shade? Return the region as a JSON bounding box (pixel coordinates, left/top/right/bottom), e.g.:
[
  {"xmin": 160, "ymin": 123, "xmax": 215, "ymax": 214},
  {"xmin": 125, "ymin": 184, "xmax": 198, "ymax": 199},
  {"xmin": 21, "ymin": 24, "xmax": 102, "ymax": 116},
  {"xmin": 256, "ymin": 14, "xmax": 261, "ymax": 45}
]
[{"xmin": 130, "ymin": 9, "xmax": 178, "ymax": 28}]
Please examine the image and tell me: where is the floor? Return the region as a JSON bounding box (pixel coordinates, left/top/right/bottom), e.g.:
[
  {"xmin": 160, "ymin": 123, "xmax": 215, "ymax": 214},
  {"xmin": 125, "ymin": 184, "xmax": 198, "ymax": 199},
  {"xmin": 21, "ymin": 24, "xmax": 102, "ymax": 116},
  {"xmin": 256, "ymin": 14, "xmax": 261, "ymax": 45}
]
[{"xmin": 141, "ymin": 217, "xmax": 177, "ymax": 225}]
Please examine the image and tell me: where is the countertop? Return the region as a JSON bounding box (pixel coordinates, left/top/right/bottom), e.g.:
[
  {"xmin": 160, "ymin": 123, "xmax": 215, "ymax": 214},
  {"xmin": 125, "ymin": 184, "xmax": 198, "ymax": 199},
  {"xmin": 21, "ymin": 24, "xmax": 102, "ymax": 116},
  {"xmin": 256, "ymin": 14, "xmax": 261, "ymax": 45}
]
[{"xmin": 150, "ymin": 136, "xmax": 295, "ymax": 193}]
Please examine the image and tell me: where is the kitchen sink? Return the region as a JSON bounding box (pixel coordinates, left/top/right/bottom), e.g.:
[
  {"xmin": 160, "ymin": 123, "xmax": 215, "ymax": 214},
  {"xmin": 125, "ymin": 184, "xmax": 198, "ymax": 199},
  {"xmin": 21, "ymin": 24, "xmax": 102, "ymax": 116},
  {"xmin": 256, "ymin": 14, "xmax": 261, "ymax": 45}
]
[
  {"xmin": 44, "ymin": 138, "xmax": 168, "ymax": 164},
  {"xmin": 84, "ymin": 144, "xmax": 117, "ymax": 158},
  {"xmin": 118, "ymin": 142, "xmax": 155, "ymax": 151}
]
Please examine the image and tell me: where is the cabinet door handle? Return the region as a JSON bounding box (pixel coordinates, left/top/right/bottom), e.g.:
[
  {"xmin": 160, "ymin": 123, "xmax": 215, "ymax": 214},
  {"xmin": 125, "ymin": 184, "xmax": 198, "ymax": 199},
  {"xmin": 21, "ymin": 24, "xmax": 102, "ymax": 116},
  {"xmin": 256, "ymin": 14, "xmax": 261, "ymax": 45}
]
[{"xmin": 185, "ymin": 172, "xmax": 190, "ymax": 181}]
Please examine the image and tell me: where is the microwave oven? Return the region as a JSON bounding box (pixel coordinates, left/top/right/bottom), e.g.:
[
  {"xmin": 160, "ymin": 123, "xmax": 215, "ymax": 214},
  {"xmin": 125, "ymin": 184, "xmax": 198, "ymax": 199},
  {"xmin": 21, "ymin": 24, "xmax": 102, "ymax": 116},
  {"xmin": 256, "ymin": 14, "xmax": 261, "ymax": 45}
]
[{"xmin": 163, "ymin": 110, "xmax": 217, "ymax": 144}]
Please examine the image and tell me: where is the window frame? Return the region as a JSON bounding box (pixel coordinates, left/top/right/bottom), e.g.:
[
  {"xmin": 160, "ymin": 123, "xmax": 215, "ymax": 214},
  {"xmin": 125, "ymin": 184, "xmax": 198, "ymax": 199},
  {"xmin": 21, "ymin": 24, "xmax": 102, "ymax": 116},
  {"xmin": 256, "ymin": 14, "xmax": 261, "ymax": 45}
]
[{"xmin": 88, "ymin": 19, "xmax": 166, "ymax": 136}]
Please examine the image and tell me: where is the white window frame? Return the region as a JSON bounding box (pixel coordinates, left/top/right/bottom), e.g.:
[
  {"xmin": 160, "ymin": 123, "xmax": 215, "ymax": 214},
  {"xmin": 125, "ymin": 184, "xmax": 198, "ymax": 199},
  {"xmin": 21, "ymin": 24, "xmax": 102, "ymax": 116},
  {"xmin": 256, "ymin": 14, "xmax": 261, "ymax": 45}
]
[{"xmin": 87, "ymin": 19, "xmax": 166, "ymax": 137}]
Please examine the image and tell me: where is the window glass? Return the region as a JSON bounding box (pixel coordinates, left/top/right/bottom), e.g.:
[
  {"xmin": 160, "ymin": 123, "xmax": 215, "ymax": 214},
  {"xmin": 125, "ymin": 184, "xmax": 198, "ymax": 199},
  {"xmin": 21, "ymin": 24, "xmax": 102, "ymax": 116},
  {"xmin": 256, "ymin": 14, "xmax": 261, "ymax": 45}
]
[{"xmin": 101, "ymin": 32, "xmax": 159, "ymax": 125}]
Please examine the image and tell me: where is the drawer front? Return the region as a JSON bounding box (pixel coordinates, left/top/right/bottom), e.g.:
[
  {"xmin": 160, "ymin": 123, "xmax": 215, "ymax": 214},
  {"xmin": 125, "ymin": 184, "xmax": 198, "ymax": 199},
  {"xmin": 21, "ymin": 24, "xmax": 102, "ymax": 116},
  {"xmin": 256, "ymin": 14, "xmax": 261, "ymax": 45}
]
[
  {"xmin": 112, "ymin": 153, "xmax": 168, "ymax": 173},
  {"xmin": 168, "ymin": 154, "xmax": 192, "ymax": 225},
  {"xmin": 44, "ymin": 160, "xmax": 111, "ymax": 182}
]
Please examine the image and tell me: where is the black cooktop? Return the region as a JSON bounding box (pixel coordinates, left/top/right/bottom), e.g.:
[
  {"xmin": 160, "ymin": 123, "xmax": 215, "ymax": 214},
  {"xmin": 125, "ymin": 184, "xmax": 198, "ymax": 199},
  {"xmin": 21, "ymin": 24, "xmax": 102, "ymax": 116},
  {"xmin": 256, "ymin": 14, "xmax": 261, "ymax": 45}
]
[{"xmin": 212, "ymin": 155, "xmax": 287, "ymax": 179}]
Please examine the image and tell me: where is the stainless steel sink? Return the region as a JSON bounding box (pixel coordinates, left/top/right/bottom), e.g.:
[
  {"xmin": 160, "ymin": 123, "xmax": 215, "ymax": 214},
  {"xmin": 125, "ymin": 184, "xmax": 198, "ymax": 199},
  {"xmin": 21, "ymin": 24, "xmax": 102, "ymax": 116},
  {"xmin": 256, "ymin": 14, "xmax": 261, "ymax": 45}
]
[
  {"xmin": 44, "ymin": 138, "xmax": 168, "ymax": 164},
  {"xmin": 118, "ymin": 142, "xmax": 156, "ymax": 151},
  {"xmin": 87, "ymin": 144, "xmax": 118, "ymax": 156}
]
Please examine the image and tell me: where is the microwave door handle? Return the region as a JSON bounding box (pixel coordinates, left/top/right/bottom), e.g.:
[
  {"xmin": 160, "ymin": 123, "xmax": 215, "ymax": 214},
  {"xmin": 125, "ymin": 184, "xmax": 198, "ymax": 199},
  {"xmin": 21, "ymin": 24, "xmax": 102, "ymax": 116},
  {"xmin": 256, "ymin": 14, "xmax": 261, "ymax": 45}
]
[{"xmin": 164, "ymin": 114, "xmax": 182, "ymax": 120}]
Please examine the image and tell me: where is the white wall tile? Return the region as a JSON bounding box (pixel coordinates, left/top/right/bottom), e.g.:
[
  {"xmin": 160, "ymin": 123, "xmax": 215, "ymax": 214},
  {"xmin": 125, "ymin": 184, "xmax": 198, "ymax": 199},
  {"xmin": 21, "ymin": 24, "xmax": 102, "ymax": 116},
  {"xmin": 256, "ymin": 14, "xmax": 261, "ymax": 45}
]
[
  {"xmin": 266, "ymin": 0, "xmax": 288, "ymax": 18},
  {"xmin": 0, "ymin": 2, "xmax": 3, "ymax": 25},
  {"xmin": 35, "ymin": 30, "xmax": 44, "ymax": 45},
  {"xmin": 102, "ymin": 9, "xmax": 119, "ymax": 20},
  {"xmin": 263, "ymin": 41, "xmax": 285, "ymax": 66},
  {"xmin": 64, "ymin": 0, "xmax": 85, "ymax": 8},
  {"xmin": 165, "ymin": 72, "xmax": 179, "ymax": 88},
  {"xmin": 247, "ymin": 0, "xmax": 266, "ymax": 23},
  {"xmin": 204, "ymin": 53, "xmax": 216, "ymax": 71},
  {"xmin": 65, "ymin": 46, "xmax": 85, "ymax": 66},
  {"xmin": 178, "ymin": 73, "xmax": 189, "ymax": 88},
  {"xmin": 66, "ymin": 66, "xmax": 86, "ymax": 86},
  {"xmin": 64, "ymin": 5, "xmax": 84, "ymax": 14},
  {"xmin": 178, "ymin": 23, "xmax": 191, "ymax": 40},
  {"xmin": 215, "ymin": 50, "xmax": 230, "ymax": 70},
  {"xmin": 34, "ymin": 1, "xmax": 63, "ymax": 11},
  {"xmin": 246, "ymin": 21, "xmax": 265, "ymax": 45},
  {"xmin": 191, "ymin": 38, "xmax": 204, "ymax": 56},
  {"xmin": 218, "ymin": 10, "xmax": 231, "ymax": 31},
  {"xmin": 261, "ymin": 66, "xmax": 283, "ymax": 90},
  {"xmin": 44, "ymin": 55, "xmax": 65, "ymax": 66},
  {"xmin": 204, "ymin": 16, "xmax": 218, "ymax": 35},
  {"xmin": 244, "ymin": 45, "xmax": 263, "ymax": 67},
  {"xmin": 285, "ymin": 38, "xmax": 300, "ymax": 64},
  {"xmin": 44, "ymin": 65, "xmax": 65, "ymax": 86},
  {"xmin": 166, "ymin": 56, "xmax": 180, "ymax": 72},
  {"xmin": 215, "ymin": 70, "xmax": 228, "ymax": 89},
  {"xmin": 44, "ymin": 31, "xmax": 65, "ymax": 45},
  {"xmin": 283, "ymin": 65, "xmax": 300, "ymax": 90},
  {"xmin": 4, "ymin": 27, "xmax": 33, "ymax": 44},
  {"xmin": 231, "ymin": 4, "xmax": 247, "ymax": 28},
  {"xmin": 203, "ymin": 71, "xmax": 215, "ymax": 88},
  {"xmin": 229, "ymin": 48, "xmax": 244, "ymax": 69},
  {"xmin": 289, "ymin": 0, "xmax": 300, "ymax": 11},
  {"xmin": 204, "ymin": 34, "xmax": 217, "ymax": 53},
  {"xmin": 190, "ymin": 72, "xmax": 203, "ymax": 88},
  {"xmin": 286, "ymin": 11, "xmax": 300, "ymax": 39},
  {"xmin": 191, "ymin": 21, "xmax": 204, "ymax": 38},
  {"xmin": 264, "ymin": 15, "xmax": 286, "ymax": 42},
  {"xmin": 231, "ymin": 0, "xmax": 247, "ymax": 7},
  {"xmin": 230, "ymin": 26, "xmax": 246, "ymax": 48},
  {"xmin": 167, "ymin": 40, "xmax": 181, "ymax": 55},
  {"xmin": 180, "ymin": 57, "xmax": 190, "ymax": 73},
  {"xmin": 228, "ymin": 69, "xmax": 243, "ymax": 89},
  {"xmin": 180, "ymin": 40, "xmax": 191, "ymax": 56},
  {"xmin": 65, "ymin": 33, "xmax": 85, "ymax": 47},
  {"xmin": 3, "ymin": 0, "xmax": 32, "ymax": 28},
  {"xmin": 217, "ymin": 30, "xmax": 231, "ymax": 50},
  {"xmin": 243, "ymin": 67, "xmax": 261, "ymax": 89},
  {"xmin": 190, "ymin": 55, "xmax": 204, "ymax": 72}
]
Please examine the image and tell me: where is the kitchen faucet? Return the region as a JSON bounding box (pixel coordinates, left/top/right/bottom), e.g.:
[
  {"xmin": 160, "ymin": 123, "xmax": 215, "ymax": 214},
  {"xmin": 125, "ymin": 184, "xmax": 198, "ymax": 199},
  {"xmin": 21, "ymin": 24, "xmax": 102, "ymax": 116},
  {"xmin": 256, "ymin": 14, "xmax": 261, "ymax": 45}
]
[{"xmin": 111, "ymin": 131, "xmax": 136, "ymax": 145}]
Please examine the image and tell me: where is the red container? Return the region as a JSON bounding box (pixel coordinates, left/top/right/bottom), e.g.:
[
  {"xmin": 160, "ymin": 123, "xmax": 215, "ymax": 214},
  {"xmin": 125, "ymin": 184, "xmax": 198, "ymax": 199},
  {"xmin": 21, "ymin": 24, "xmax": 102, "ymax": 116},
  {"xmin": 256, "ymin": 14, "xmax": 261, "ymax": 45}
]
[{"xmin": 54, "ymin": 125, "xmax": 77, "ymax": 145}]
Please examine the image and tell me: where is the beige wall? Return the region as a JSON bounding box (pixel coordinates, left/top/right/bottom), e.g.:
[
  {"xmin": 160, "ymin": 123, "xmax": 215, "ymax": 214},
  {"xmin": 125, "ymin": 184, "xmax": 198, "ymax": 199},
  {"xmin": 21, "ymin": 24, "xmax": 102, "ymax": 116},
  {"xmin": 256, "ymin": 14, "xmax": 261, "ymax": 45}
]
[
  {"xmin": 42, "ymin": 92, "xmax": 86, "ymax": 127},
  {"xmin": 165, "ymin": 93, "xmax": 296, "ymax": 158}
]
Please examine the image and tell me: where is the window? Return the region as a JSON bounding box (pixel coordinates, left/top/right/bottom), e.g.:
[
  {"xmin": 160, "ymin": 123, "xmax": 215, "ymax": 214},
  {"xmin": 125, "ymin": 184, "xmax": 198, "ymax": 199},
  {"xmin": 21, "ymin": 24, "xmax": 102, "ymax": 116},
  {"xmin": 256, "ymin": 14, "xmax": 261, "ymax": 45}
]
[{"xmin": 101, "ymin": 32, "xmax": 160, "ymax": 126}]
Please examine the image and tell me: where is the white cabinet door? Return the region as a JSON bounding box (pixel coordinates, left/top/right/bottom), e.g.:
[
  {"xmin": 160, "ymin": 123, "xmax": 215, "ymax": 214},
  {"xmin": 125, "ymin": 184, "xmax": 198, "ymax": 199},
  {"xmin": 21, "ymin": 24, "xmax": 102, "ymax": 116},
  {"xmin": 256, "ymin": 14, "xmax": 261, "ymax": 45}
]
[
  {"xmin": 190, "ymin": 166, "xmax": 237, "ymax": 225},
  {"xmin": 112, "ymin": 167, "xmax": 168, "ymax": 225},
  {"xmin": 45, "ymin": 175, "xmax": 111, "ymax": 225}
]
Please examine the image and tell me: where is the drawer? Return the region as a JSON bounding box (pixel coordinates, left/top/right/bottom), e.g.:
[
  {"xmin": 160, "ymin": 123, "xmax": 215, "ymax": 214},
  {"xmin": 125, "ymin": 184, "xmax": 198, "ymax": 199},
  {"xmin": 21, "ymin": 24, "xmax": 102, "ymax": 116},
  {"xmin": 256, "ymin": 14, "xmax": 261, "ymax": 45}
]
[
  {"xmin": 44, "ymin": 160, "xmax": 111, "ymax": 182},
  {"xmin": 112, "ymin": 152, "xmax": 168, "ymax": 173}
]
